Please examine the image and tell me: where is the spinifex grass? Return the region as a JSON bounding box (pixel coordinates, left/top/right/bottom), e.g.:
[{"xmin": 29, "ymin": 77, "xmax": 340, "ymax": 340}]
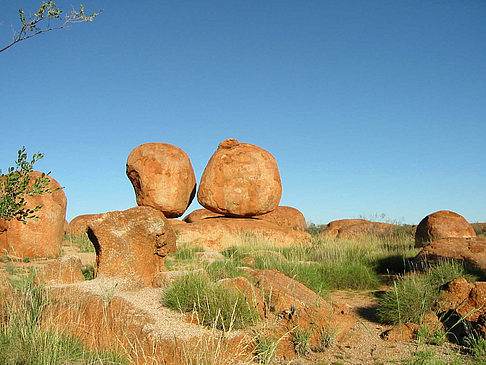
[
  {"xmin": 162, "ymin": 274, "xmax": 259, "ymax": 330},
  {"xmin": 64, "ymin": 232, "xmax": 95, "ymax": 253},
  {"xmin": 377, "ymin": 260, "xmax": 477, "ymax": 325}
]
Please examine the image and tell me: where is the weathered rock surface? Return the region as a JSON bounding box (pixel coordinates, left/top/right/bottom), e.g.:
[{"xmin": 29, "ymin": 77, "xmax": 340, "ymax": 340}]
[
  {"xmin": 87, "ymin": 206, "xmax": 176, "ymax": 288},
  {"xmin": 126, "ymin": 143, "xmax": 196, "ymax": 218},
  {"xmin": 35, "ymin": 255, "xmax": 85, "ymax": 285},
  {"xmin": 437, "ymin": 278, "xmax": 486, "ymax": 338},
  {"xmin": 256, "ymin": 206, "xmax": 307, "ymax": 231},
  {"xmin": 197, "ymin": 139, "xmax": 282, "ymax": 217},
  {"xmin": 0, "ymin": 172, "xmax": 66, "ymax": 258},
  {"xmin": 414, "ymin": 237, "xmax": 486, "ymax": 275},
  {"xmin": 69, "ymin": 214, "xmax": 101, "ymax": 235},
  {"xmin": 415, "ymin": 210, "xmax": 476, "ymax": 247},
  {"xmin": 175, "ymin": 217, "xmax": 310, "ymax": 251},
  {"xmin": 322, "ymin": 219, "xmax": 395, "ymax": 239},
  {"xmin": 182, "ymin": 209, "xmax": 223, "ymax": 223}
]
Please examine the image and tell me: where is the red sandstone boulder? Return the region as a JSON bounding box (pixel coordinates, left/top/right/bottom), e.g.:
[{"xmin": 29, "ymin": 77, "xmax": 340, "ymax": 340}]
[
  {"xmin": 437, "ymin": 278, "xmax": 486, "ymax": 338},
  {"xmin": 126, "ymin": 143, "xmax": 196, "ymax": 218},
  {"xmin": 175, "ymin": 217, "xmax": 310, "ymax": 251},
  {"xmin": 414, "ymin": 237, "xmax": 486, "ymax": 276},
  {"xmin": 69, "ymin": 214, "xmax": 101, "ymax": 235},
  {"xmin": 415, "ymin": 210, "xmax": 476, "ymax": 247},
  {"xmin": 0, "ymin": 172, "xmax": 66, "ymax": 258},
  {"xmin": 182, "ymin": 209, "xmax": 223, "ymax": 223},
  {"xmin": 197, "ymin": 139, "xmax": 282, "ymax": 217},
  {"xmin": 322, "ymin": 219, "xmax": 395, "ymax": 239},
  {"xmin": 35, "ymin": 255, "xmax": 85, "ymax": 285},
  {"xmin": 256, "ymin": 206, "xmax": 307, "ymax": 231},
  {"xmin": 87, "ymin": 206, "xmax": 176, "ymax": 288}
]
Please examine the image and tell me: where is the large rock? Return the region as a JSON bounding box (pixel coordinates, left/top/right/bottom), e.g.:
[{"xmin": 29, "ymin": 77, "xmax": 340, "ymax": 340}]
[
  {"xmin": 0, "ymin": 172, "xmax": 66, "ymax": 258},
  {"xmin": 35, "ymin": 255, "xmax": 85, "ymax": 285},
  {"xmin": 414, "ymin": 237, "xmax": 486, "ymax": 275},
  {"xmin": 256, "ymin": 206, "xmax": 307, "ymax": 231},
  {"xmin": 126, "ymin": 143, "xmax": 196, "ymax": 218},
  {"xmin": 322, "ymin": 219, "xmax": 395, "ymax": 239},
  {"xmin": 197, "ymin": 139, "xmax": 282, "ymax": 217},
  {"xmin": 87, "ymin": 206, "xmax": 176, "ymax": 288},
  {"xmin": 69, "ymin": 214, "xmax": 101, "ymax": 235},
  {"xmin": 175, "ymin": 217, "xmax": 310, "ymax": 251},
  {"xmin": 415, "ymin": 210, "xmax": 476, "ymax": 247}
]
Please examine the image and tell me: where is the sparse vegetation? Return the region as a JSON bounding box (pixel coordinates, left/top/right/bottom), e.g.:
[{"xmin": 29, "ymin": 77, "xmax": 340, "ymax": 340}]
[
  {"xmin": 253, "ymin": 334, "xmax": 277, "ymax": 364},
  {"xmin": 0, "ymin": 271, "xmax": 128, "ymax": 364},
  {"xmin": 162, "ymin": 273, "xmax": 259, "ymax": 330},
  {"xmin": 292, "ymin": 327, "xmax": 311, "ymax": 356},
  {"xmin": 64, "ymin": 232, "xmax": 95, "ymax": 252}
]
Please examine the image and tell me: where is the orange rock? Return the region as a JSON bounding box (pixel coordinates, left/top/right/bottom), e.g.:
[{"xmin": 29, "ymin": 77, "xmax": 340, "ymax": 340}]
[
  {"xmin": 218, "ymin": 276, "xmax": 265, "ymax": 318},
  {"xmin": 87, "ymin": 206, "xmax": 176, "ymax": 288},
  {"xmin": 256, "ymin": 206, "xmax": 307, "ymax": 231},
  {"xmin": 35, "ymin": 255, "xmax": 85, "ymax": 285},
  {"xmin": 381, "ymin": 323, "xmax": 419, "ymax": 342},
  {"xmin": 415, "ymin": 210, "xmax": 476, "ymax": 247},
  {"xmin": 438, "ymin": 278, "xmax": 486, "ymax": 322},
  {"xmin": 126, "ymin": 143, "xmax": 196, "ymax": 218},
  {"xmin": 182, "ymin": 208, "xmax": 223, "ymax": 223},
  {"xmin": 175, "ymin": 217, "xmax": 310, "ymax": 251},
  {"xmin": 0, "ymin": 172, "xmax": 66, "ymax": 259},
  {"xmin": 414, "ymin": 237, "xmax": 486, "ymax": 275},
  {"xmin": 322, "ymin": 219, "xmax": 395, "ymax": 239},
  {"xmin": 197, "ymin": 139, "xmax": 282, "ymax": 217},
  {"xmin": 69, "ymin": 214, "xmax": 101, "ymax": 235}
]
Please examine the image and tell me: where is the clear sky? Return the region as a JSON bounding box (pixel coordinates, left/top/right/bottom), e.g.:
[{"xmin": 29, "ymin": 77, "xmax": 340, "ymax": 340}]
[{"xmin": 1, "ymin": 1, "xmax": 485, "ymax": 225}]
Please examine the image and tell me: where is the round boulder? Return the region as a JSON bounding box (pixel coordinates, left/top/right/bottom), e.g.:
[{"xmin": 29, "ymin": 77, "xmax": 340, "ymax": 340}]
[
  {"xmin": 256, "ymin": 206, "xmax": 307, "ymax": 231},
  {"xmin": 0, "ymin": 172, "xmax": 67, "ymax": 258},
  {"xmin": 126, "ymin": 143, "xmax": 196, "ymax": 218},
  {"xmin": 415, "ymin": 210, "xmax": 476, "ymax": 247},
  {"xmin": 197, "ymin": 139, "xmax": 282, "ymax": 217},
  {"xmin": 182, "ymin": 208, "xmax": 223, "ymax": 223}
]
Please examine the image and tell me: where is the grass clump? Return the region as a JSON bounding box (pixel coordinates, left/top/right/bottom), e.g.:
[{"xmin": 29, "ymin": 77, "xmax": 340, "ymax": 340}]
[
  {"xmin": 0, "ymin": 272, "xmax": 128, "ymax": 364},
  {"xmin": 377, "ymin": 261, "xmax": 475, "ymax": 325},
  {"xmin": 81, "ymin": 264, "xmax": 95, "ymax": 280},
  {"xmin": 253, "ymin": 334, "xmax": 277, "ymax": 364},
  {"xmin": 162, "ymin": 274, "xmax": 259, "ymax": 330},
  {"xmin": 205, "ymin": 260, "xmax": 247, "ymax": 281},
  {"xmin": 292, "ymin": 328, "xmax": 311, "ymax": 356}
]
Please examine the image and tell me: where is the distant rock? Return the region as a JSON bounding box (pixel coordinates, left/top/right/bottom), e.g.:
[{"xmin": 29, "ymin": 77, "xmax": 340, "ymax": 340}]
[
  {"xmin": 87, "ymin": 206, "xmax": 176, "ymax": 288},
  {"xmin": 126, "ymin": 143, "xmax": 196, "ymax": 218},
  {"xmin": 182, "ymin": 208, "xmax": 223, "ymax": 223},
  {"xmin": 415, "ymin": 210, "xmax": 476, "ymax": 247},
  {"xmin": 472, "ymin": 222, "xmax": 486, "ymax": 236},
  {"xmin": 175, "ymin": 217, "xmax": 310, "ymax": 251},
  {"xmin": 256, "ymin": 206, "xmax": 307, "ymax": 231},
  {"xmin": 0, "ymin": 172, "xmax": 66, "ymax": 259},
  {"xmin": 69, "ymin": 214, "xmax": 101, "ymax": 235},
  {"xmin": 414, "ymin": 237, "xmax": 486, "ymax": 275},
  {"xmin": 322, "ymin": 219, "xmax": 395, "ymax": 239},
  {"xmin": 197, "ymin": 139, "xmax": 282, "ymax": 217}
]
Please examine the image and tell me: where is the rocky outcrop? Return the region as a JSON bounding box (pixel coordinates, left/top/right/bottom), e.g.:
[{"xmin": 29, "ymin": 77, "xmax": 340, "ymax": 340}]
[
  {"xmin": 414, "ymin": 237, "xmax": 486, "ymax": 275},
  {"xmin": 322, "ymin": 219, "xmax": 395, "ymax": 239},
  {"xmin": 197, "ymin": 139, "xmax": 282, "ymax": 217},
  {"xmin": 87, "ymin": 206, "xmax": 176, "ymax": 288},
  {"xmin": 0, "ymin": 172, "xmax": 66, "ymax": 259},
  {"xmin": 256, "ymin": 206, "xmax": 307, "ymax": 231},
  {"xmin": 69, "ymin": 214, "xmax": 101, "ymax": 235},
  {"xmin": 175, "ymin": 217, "xmax": 310, "ymax": 251},
  {"xmin": 415, "ymin": 210, "xmax": 476, "ymax": 247},
  {"xmin": 126, "ymin": 143, "xmax": 196, "ymax": 218}
]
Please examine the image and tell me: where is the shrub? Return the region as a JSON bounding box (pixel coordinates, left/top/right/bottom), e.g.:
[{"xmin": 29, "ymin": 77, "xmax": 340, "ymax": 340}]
[{"xmin": 162, "ymin": 274, "xmax": 259, "ymax": 330}]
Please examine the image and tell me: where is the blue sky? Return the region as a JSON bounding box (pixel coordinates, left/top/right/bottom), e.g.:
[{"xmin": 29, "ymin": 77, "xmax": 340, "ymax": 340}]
[{"xmin": 1, "ymin": 0, "xmax": 485, "ymax": 225}]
